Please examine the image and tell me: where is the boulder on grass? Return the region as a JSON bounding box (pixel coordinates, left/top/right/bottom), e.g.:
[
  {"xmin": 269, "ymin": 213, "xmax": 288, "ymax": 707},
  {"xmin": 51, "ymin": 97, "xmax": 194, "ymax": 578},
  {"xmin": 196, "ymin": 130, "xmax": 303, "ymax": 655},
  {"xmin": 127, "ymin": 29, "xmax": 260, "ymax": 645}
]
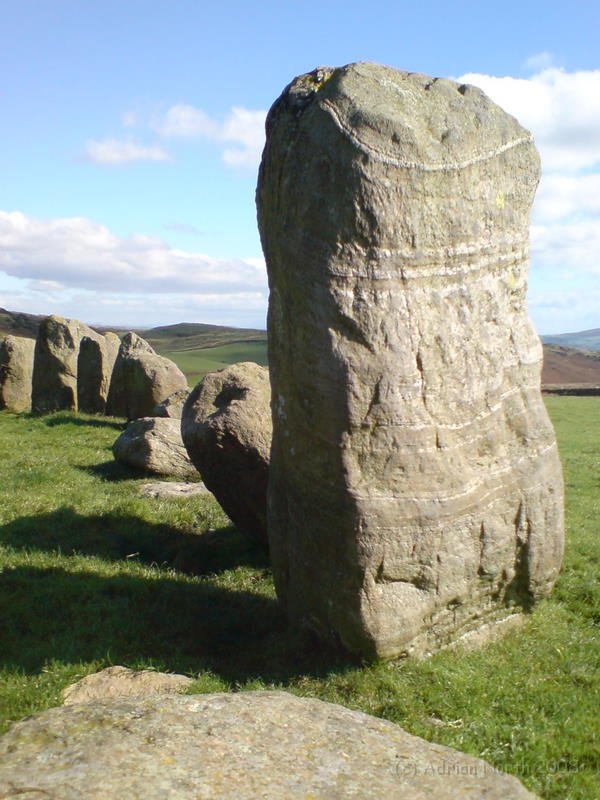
[
  {"xmin": 112, "ymin": 416, "xmax": 197, "ymax": 478},
  {"xmin": 0, "ymin": 691, "xmax": 538, "ymax": 799},
  {"xmin": 0, "ymin": 335, "xmax": 35, "ymax": 412},
  {"xmin": 181, "ymin": 362, "xmax": 271, "ymax": 544},
  {"xmin": 106, "ymin": 332, "xmax": 188, "ymax": 420},
  {"xmin": 63, "ymin": 666, "xmax": 193, "ymax": 705}
]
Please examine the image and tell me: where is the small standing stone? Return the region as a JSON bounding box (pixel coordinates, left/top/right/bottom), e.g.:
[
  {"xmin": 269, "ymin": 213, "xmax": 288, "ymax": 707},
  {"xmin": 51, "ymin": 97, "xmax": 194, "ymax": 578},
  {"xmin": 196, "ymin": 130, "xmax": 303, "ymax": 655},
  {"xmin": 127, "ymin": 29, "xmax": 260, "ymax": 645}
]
[
  {"xmin": 31, "ymin": 315, "xmax": 100, "ymax": 413},
  {"xmin": 106, "ymin": 332, "xmax": 188, "ymax": 420},
  {"xmin": 0, "ymin": 335, "xmax": 35, "ymax": 412}
]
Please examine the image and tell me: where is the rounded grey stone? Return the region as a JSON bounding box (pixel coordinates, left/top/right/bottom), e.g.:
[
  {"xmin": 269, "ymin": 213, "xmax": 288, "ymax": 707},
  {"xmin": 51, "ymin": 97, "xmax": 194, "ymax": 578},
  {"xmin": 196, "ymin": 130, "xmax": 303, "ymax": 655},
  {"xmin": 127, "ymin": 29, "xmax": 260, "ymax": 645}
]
[{"xmin": 0, "ymin": 691, "xmax": 538, "ymax": 799}]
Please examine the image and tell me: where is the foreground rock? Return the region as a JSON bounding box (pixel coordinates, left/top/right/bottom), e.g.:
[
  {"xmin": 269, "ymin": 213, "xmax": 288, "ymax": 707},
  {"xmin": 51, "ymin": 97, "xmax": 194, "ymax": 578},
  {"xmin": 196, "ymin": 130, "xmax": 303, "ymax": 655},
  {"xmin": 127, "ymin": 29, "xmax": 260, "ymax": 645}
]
[
  {"xmin": 153, "ymin": 387, "xmax": 190, "ymax": 418},
  {"xmin": 106, "ymin": 332, "xmax": 188, "ymax": 420},
  {"xmin": 62, "ymin": 666, "xmax": 193, "ymax": 704},
  {"xmin": 0, "ymin": 691, "xmax": 537, "ymax": 799},
  {"xmin": 257, "ymin": 63, "xmax": 564, "ymax": 659},
  {"xmin": 31, "ymin": 315, "xmax": 100, "ymax": 413},
  {"xmin": 113, "ymin": 416, "xmax": 196, "ymax": 478},
  {"xmin": 77, "ymin": 331, "xmax": 120, "ymax": 414},
  {"xmin": 0, "ymin": 335, "xmax": 35, "ymax": 412},
  {"xmin": 181, "ymin": 362, "xmax": 271, "ymax": 543}
]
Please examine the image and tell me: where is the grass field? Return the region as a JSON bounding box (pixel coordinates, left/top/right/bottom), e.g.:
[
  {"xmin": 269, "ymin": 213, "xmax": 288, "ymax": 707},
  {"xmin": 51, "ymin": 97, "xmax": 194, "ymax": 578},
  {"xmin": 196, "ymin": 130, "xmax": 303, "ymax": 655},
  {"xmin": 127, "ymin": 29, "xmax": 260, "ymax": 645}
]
[
  {"xmin": 162, "ymin": 340, "xmax": 268, "ymax": 386},
  {"xmin": 0, "ymin": 398, "xmax": 598, "ymax": 798}
]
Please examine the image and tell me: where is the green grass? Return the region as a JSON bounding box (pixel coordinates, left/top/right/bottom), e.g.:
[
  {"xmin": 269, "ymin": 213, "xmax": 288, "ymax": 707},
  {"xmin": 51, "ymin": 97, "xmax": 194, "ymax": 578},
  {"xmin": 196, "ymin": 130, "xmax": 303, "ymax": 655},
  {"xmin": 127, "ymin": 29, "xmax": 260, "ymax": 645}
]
[
  {"xmin": 163, "ymin": 340, "xmax": 268, "ymax": 385},
  {"xmin": 0, "ymin": 399, "xmax": 599, "ymax": 799}
]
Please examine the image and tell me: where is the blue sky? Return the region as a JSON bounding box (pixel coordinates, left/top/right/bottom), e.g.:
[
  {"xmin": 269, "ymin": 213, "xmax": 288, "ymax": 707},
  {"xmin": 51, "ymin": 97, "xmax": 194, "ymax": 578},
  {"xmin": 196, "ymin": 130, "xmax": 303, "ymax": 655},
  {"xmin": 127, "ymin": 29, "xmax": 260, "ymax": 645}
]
[{"xmin": 1, "ymin": 0, "xmax": 598, "ymax": 333}]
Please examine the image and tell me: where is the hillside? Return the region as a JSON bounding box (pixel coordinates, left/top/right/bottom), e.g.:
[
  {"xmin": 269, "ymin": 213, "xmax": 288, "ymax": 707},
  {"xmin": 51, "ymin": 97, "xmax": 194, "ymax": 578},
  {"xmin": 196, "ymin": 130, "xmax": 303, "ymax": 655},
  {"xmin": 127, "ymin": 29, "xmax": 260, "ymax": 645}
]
[
  {"xmin": 2, "ymin": 308, "xmax": 600, "ymax": 386},
  {"xmin": 140, "ymin": 321, "xmax": 266, "ymax": 352},
  {"xmin": 542, "ymin": 327, "xmax": 600, "ymax": 351}
]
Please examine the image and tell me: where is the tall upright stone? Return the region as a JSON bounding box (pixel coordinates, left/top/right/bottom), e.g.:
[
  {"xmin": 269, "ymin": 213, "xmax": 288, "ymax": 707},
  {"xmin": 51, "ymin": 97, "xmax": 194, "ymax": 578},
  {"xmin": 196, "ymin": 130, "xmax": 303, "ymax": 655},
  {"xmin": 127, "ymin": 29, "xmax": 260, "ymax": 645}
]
[
  {"xmin": 256, "ymin": 63, "xmax": 564, "ymax": 659},
  {"xmin": 0, "ymin": 335, "xmax": 35, "ymax": 412},
  {"xmin": 77, "ymin": 331, "xmax": 120, "ymax": 414},
  {"xmin": 31, "ymin": 315, "xmax": 99, "ymax": 414},
  {"xmin": 106, "ymin": 332, "xmax": 188, "ymax": 420}
]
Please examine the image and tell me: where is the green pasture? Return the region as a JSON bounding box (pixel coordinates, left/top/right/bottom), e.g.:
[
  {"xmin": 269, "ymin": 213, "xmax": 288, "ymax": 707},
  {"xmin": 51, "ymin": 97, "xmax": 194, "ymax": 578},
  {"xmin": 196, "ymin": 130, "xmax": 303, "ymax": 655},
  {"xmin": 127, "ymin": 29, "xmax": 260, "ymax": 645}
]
[
  {"xmin": 162, "ymin": 340, "xmax": 268, "ymax": 385},
  {"xmin": 0, "ymin": 397, "xmax": 598, "ymax": 799}
]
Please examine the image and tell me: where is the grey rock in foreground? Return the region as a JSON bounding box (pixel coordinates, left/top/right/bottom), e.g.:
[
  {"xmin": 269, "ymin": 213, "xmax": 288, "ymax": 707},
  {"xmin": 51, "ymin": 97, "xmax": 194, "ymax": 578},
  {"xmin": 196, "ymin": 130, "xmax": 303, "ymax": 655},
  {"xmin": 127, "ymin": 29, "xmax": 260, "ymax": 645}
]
[
  {"xmin": 62, "ymin": 666, "xmax": 193, "ymax": 704},
  {"xmin": 31, "ymin": 315, "xmax": 99, "ymax": 413},
  {"xmin": 153, "ymin": 387, "xmax": 190, "ymax": 418},
  {"xmin": 106, "ymin": 332, "xmax": 188, "ymax": 420},
  {"xmin": 0, "ymin": 691, "xmax": 537, "ymax": 799},
  {"xmin": 113, "ymin": 416, "xmax": 197, "ymax": 478},
  {"xmin": 0, "ymin": 335, "xmax": 34, "ymax": 412},
  {"xmin": 77, "ymin": 331, "xmax": 120, "ymax": 414},
  {"xmin": 257, "ymin": 62, "xmax": 564, "ymax": 659},
  {"xmin": 181, "ymin": 362, "xmax": 271, "ymax": 543},
  {"xmin": 139, "ymin": 480, "xmax": 210, "ymax": 498}
]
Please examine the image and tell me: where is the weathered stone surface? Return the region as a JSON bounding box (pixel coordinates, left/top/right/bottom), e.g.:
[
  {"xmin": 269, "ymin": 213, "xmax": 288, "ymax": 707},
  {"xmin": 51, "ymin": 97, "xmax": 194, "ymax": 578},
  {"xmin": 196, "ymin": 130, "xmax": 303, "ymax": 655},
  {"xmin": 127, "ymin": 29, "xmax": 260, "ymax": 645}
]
[
  {"xmin": 139, "ymin": 480, "xmax": 210, "ymax": 498},
  {"xmin": 181, "ymin": 362, "xmax": 271, "ymax": 543},
  {"xmin": 62, "ymin": 666, "xmax": 193, "ymax": 704},
  {"xmin": 256, "ymin": 63, "xmax": 564, "ymax": 659},
  {"xmin": 0, "ymin": 691, "xmax": 538, "ymax": 799},
  {"xmin": 0, "ymin": 335, "xmax": 34, "ymax": 412},
  {"xmin": 112, "ymin": 416, "xmax": 197, "ymax": 478},
  {"xmin": 77, "ymin": 331, "xmax": 120, "ymax": 414},
  {"xmin": 106, "ymin": 332, "xmax": 188, "ymax": 420},
  {"xmin": 31, "ymin": 315, "xmax": 99, "ymax": 413},
  {"xmin": 153, "ymin": 387, "xmax": 190, "ymax": 418}
]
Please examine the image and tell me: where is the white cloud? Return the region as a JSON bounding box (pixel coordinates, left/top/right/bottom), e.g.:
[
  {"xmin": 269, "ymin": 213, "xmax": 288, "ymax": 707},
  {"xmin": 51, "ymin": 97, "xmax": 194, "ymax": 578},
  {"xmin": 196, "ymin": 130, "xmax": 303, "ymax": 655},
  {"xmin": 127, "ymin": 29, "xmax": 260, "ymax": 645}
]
[
  {"xmin": 153, "ymin": 105, "xmax": 266, "ymax": 169},
  {"xmin": 457, "ymin": 67, "xmax": 600, "ymax": 173},
  {"xmin": 0, "ymin": 210, "xmax": 267, "ymax": 299},
  {"xmin": 121, "ymin": 111, "xmax": 137, "ymax": 129},
  {"xmin": 524, "ymin": 51, "xmax": 555, "ymax": 72},
  {"xmin": 85, "ymin": 138, "xmax": 172, "ymax": 164}
]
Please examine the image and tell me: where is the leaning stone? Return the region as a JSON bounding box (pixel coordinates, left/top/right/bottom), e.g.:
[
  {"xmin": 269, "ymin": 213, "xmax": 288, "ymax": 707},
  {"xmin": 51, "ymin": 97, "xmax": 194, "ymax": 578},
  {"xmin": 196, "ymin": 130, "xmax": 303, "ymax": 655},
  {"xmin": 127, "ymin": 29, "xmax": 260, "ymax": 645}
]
[
  {"xmin": 256, "ymin": 63, "xmax": 564, "ymax": 659},
  {"xmin": 112, "ymin": 416, "xmax": 197, "ymax": 479},
  {"xmin": 0, "ymin": 691, "xmax": 538, "ymax": 799},
  {"xmin": 153, "ymin": 387, "xmax": 190, "ymax": 418},
  {"xmin": 0, "ymin": 335, "xmax": 35, "ymax": 412},
  {"xmin": 31, "ymin": 315, "xmax": 100, "ymax": 413},
  {"xmin": 77, "ymin": 332, "xmax": 120, "ymax": 414},
  {"xmin": 106, "ymin": 332, "xmax": 188, "ymax": 420},
  {"xmin": 62, "ymin": 666, "xmax": 193, "ymax": 705},
  {"xmin": 181, "ymin": 362, "xmax": 271, "ymax": 544}
]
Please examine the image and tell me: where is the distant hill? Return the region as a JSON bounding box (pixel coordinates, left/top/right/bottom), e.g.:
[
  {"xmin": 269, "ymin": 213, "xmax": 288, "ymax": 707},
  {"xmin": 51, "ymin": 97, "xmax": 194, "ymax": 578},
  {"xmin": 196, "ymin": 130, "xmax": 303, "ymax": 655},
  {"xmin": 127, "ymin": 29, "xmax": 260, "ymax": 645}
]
[
  {"xmin": 1, "ymin": 308, "xmax": 599, "ymax": 387},
  {"xmin": 140, "ymin": 321, "xmax": 266, "ymax": 352},
  {"xmin": 0, "ymin": 307, "xmax": 45, "ymax": 340},
  {"xmin": 542, "ymin": 328, "xmax": 600, "ymax": 352}
]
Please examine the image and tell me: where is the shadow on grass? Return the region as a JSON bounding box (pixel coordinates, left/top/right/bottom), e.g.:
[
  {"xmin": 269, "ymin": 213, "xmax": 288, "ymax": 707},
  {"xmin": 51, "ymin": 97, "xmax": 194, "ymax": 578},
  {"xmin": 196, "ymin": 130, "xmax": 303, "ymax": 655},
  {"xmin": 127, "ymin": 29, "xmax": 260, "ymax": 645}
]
[
  {"xmin": 0, "ymin": 563, "xmax": 358, "ymax": 683},
  {"xmin": 0, "ymin": 507, "xmax": 269, "ymax": 576},
  {"xmin": 40, "ymin": 413, "xmax": 125, "ymax": 431},
  {"xmin": 79, "ymin": 460, "xmax": 148, "ymax": 482}
]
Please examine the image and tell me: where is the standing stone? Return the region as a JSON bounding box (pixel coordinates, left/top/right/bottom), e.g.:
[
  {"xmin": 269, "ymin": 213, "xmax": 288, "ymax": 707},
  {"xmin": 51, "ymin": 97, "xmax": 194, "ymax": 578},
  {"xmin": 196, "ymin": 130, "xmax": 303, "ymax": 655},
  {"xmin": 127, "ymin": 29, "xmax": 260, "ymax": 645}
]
[
  {"xmin": 106, "ymin": 332, "xmax": 188, "ymax": 420},
  {"xmin": 181, "ymin": 362, "xmax": 271, "ymax": 543},
  {"xmin": 77, "ymin": 331, "xmax": 120, "ymax": 414},
  {"xmin": 31, "ymin": 315, "xmax": 99, "ymax": 414},
  {"xmin": 0, "ymin": 335, "xmax": 35, "ymax": 412},
  {"xmin": 256, "ymin": 63, "xmax": 564, "ymax": 659}
]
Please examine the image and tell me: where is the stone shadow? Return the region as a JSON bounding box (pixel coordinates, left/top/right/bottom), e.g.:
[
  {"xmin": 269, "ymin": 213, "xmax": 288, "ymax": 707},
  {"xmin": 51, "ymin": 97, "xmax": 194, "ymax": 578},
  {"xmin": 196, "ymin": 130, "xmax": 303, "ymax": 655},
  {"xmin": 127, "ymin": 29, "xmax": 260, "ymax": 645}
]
[
  {"xmin": 0, "ymin": 565, "xmax": 356, "ymax": 685},
  {"xmin": 0, "ymin": 507, "xmax": 269, "ymax": 577},
  {"xmin": 42, "ymin": 414, "xmax": 125, "ymax": 430}
]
